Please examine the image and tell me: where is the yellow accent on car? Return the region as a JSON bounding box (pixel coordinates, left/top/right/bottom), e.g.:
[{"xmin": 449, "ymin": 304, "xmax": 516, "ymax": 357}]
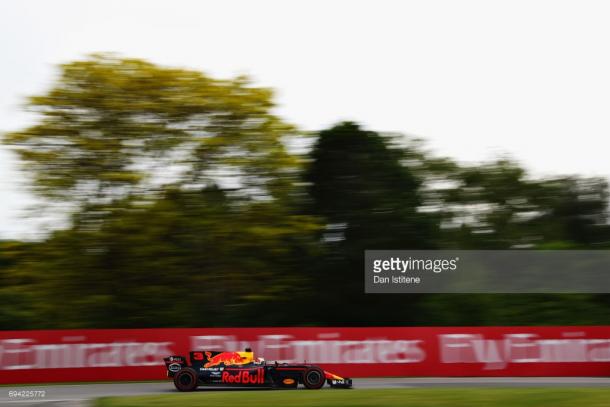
[{"xmin": 236, "ymin": 351, "xmax": 254, "ymax": 363}]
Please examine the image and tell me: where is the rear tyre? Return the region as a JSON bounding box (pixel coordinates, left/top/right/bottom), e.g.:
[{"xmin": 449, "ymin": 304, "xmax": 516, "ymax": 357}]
[
  {"xmin": 173, "ymin": 367, "xmax": 198, "ymax": 391},
  {"xmin": 302, "ymin": 367, "xmax": 325, "ymax": 389}
]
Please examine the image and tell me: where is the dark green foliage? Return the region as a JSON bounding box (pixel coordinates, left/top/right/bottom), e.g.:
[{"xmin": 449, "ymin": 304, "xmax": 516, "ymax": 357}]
[
  {"xmin": 302, "ymin": 123, "xmax": 437, "ymax": 325},
  {"xmin": 10, "ymin": 187, "xmax": 321, "ymax": 328},
  {"xmin": 2, "ymin": 56, "xmax": 610, "ymax": 329}
]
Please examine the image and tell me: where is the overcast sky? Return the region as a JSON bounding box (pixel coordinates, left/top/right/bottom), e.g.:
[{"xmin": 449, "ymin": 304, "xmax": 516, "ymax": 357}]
[{"xmin": 2, "ymin": 0, "xmax": 610, "ymax": 239}]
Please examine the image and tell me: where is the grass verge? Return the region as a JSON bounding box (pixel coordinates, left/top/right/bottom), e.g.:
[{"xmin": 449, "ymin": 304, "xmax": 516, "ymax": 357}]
[{"xmin": 95, "ymin": 388, "xmax": 610, "ymax": 407}]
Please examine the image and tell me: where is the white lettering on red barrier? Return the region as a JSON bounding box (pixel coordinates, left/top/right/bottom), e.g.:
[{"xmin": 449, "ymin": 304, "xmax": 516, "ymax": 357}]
[
  {"xmin": 439, "ymin": 333, "xmax": 610, "ymax": 369},
  {"xmin": 0, "ymin": 338, "xmax": 172, "ymax": 370},
  {"xmin": 2, "ymin": 327, "xmax": 610, "ymax": 383},
  {"xmin": 190, "ymin": 335, "xmax": 426, "ymax": 364}
]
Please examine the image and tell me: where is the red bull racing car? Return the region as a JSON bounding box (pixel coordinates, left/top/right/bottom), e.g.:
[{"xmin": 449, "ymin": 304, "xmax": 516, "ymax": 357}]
[{"xmin": 164, "ymin": 348, "xmax": 353, "ymax": 391}]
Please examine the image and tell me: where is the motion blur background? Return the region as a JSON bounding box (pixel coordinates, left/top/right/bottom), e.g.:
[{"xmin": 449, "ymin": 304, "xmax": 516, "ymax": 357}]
[{"xmin": 2, "ymin": 0, "xmax": 610, "ymax": 330}]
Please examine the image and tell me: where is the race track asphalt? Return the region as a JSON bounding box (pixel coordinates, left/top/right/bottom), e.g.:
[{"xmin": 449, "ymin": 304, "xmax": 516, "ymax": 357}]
[{"xmin": 3, "ymin": 377, "xmax": 610, "ymax": 406}]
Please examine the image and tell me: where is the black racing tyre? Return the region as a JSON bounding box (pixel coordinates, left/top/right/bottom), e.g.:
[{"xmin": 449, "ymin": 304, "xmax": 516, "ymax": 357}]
[
  {"xmin": 173, "ymin": 367, "xmax": 198, "ymax": 391},
  {"xmin": 302, "ymin": 366, "xmax": 325, "ymax": 389}
]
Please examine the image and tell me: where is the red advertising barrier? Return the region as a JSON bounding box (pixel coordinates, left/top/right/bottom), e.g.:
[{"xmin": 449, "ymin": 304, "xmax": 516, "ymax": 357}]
[{"xmin": 1, "ymin": 326, "xmax": 610, "ymax": 384}]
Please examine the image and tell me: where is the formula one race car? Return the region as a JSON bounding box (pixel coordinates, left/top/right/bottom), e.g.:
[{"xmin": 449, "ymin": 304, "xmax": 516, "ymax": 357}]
[{"xmin": 164, "ymin": 348, "xmax": 353, "ymax": 391}]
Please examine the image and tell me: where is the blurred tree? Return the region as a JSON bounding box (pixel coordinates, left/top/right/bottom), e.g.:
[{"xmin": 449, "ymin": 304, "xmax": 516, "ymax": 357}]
[
  {"xmin": 418, "ymin": 159, "xmax": 610, "ymax": 249},
  {"xmin": 0, "ymin": 55, "xmax": 317, "ymax": 329},
  {"xmin": 19, "ymin": 187, "xmax": 321, "ymax": 328},
  {"xmin": 3, "ymin": 54, "xmax": 610, "ymax": 329},
  {"xmin": 303, "ymin": 122, "xmax": 437, "ymax": 324},
  {"xmin": 306, "ymin": 122, "xmax": 437, "ymax": 249},
  {"xmin": 0, "ymin": 241, "xmax": 37, "ymax": 328},
  {"xmin": 413, "ymin": 158, "xmax": 610, "ymax": 326},
  {"xmin": 4, "ymin": 54, "xmax": 298, "ymax": 210}
]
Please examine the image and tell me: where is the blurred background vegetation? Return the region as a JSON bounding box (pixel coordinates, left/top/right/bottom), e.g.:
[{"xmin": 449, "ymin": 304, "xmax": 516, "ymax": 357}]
[{"xmin": 2, "ymin": 55, "xmax": 610, "ymax": 329}]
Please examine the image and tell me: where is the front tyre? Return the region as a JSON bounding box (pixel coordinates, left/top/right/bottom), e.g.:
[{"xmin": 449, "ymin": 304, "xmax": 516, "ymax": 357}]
[
  {"xmin": 302, "ymin": 367, "xmax": 325, "ymax": 389},
  {"xmin": 173, "ymin": 367, "xmax": 198, "ymax": 391}
]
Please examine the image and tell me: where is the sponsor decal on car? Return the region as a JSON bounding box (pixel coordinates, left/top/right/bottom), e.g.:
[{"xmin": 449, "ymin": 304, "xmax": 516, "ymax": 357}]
[
  {"xmin": 204, "ymin": 352, "xmax": 247, "ymax": 368},
  {"xmin": 221, "ymin": 368, "xmax": 264, "ymax": 384},
  {"xmin": 168, "ymin": 363, "xmax": 181, "ymax": 373}
]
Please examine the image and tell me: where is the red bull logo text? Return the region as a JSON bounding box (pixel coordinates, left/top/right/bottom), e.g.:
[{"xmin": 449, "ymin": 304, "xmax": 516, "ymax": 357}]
[{"xmin": 221, "ymin": 368, "xmax": 265, "ymax": 384}]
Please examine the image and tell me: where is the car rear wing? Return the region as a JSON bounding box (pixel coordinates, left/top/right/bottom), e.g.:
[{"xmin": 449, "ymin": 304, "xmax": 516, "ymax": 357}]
[{"xmin": 163, "ymin": 355, "xmax": 186, "ymax": 377}]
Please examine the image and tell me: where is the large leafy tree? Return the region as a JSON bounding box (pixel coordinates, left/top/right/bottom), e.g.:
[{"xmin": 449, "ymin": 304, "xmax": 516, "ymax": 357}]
[
  {"xmin": 303, "ymin": 122, "xmax": 437, "ymax": 324},
  {"xmin": 0, "ymin": 55, "xmax": 319, "ymax": 329},
  {"xmin": 306, "ymin": 122, "xmax": 437, "ymax": 250},
  {"xmin": 4, "ymin": 54, "xmax": 297, "ymax": 207}
]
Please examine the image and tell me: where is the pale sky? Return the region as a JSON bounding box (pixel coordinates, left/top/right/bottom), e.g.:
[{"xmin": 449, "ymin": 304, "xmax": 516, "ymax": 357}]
[{"xmin": 2, "ymin": 0, "xmax": 610, "ymax": 239}]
